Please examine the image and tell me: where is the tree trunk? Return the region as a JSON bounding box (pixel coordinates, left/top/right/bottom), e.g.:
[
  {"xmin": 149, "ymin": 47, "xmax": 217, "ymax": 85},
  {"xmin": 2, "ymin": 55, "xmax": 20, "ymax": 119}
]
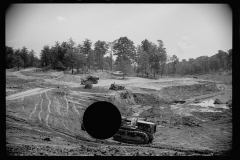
[
  {"xmin": 168, "ymin": 64, "xmax": 169, "ymax": 75},
  {"xmin": 18, "ymin": 63, "xmax": 19, "ymax": 71},
  {"xmin": 161, "ymin": 64, "xmax": 165, "ymax": 78},
  {"xmin": 154, "ymin": 69, "xmax": 155, "ymax": 77},
  {"xmin": 145, "ymin": 66, "xmax": 147, "ymax": 77},
  {"xmin": 72, "ymin": 66, "xmax": 73, "ymax": 74}
]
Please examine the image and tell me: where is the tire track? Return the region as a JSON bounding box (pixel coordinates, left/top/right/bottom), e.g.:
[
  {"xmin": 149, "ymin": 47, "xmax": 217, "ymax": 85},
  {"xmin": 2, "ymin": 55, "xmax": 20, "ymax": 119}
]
[
  {"xmin": 45, "ymin": 91, "xmax": 52, "ymax": 128},
  {"xmin": 55, "ymin": 97, "xmax": 62, "ymax": 116},
  {"xmin": 63, "ymin": 122, "xmax": 70, "ymax": 132},
  {"xmin": 64, "ymin": 96, "xmax": 69, "ymax": 114},
  {"xmin": 45, "ymin": 91, "xmax": 52, "ymax": 114},
  {"xmin": 38, "ymin": 93, "xmax": 43, "ymax": 121},
  {"xmin": 45, "ymin": 114, "xmax": 50, "ymax": 128},
  {"xmin": 29, "ymin": 94, "xmax": 40, "ymax": 120},
  {"xmin": 68, "ymin": 97, "xmax": 80, "ymax": 115},
  {"xmin": 67, "ymin": 96, "xmax": 91, "ymax": 106},
  {"xmin": 59, "ymin": 96, "xmax": 67, "ymax": 116},
  {"xmin": 22, "ymin": 97, "xmax": 25, "ymax": 111}
]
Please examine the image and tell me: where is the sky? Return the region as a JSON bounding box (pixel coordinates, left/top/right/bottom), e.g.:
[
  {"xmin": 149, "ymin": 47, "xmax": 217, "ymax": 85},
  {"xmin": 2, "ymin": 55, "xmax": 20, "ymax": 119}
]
[{"xmin": 6, "ymin": 4, "xmax": 232, "ymax": 61}]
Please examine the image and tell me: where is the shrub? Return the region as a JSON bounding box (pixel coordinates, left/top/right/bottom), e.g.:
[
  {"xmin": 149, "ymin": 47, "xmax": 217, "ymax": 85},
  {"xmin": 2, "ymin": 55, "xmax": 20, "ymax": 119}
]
[
  {"xmin": 55, "ymin": 61, "xmax": 66, "ymax": 71},
  {"xmin": 84, "ymin": 81, "xmax": 92, "ymax": 89}
]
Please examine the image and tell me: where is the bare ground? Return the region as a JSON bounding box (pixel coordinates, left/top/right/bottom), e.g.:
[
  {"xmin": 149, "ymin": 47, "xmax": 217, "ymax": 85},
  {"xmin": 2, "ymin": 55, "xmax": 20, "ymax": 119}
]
[{"xmin": 6, "ymin": 68, "xmax": 232, "ymax": 156}]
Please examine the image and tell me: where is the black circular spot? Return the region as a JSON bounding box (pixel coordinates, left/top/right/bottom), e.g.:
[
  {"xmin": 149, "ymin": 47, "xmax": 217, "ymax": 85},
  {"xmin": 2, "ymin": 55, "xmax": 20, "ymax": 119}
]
[{"xmin": 82, "ymin": 101, "xmax": 121, "ymax": 139}]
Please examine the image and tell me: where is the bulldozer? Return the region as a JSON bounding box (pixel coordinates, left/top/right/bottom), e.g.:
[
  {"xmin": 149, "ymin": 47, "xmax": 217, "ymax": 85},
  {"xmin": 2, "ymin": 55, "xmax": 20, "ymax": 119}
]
[
  {"xmin": 112, "ymin": 116, "xmax": 156, "ymax": 144},
  {"xmin": 81, "ymin": 116, "xmax": 156, "ymax": 144},
  {"xmin": 109, "ymin": 83, "xmax": 125, "ymax": 90},
  {"xmin": 81, "ymin": 76, "xmax": 99, "ymax": 85},
  {"xmin": 80, "ymin": 101, "xmax": 156, "ymax": 144}
]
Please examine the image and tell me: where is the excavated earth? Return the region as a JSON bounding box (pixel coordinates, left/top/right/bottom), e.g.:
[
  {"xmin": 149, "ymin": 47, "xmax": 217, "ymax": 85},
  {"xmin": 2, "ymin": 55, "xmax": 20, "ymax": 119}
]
[{"xmin": 6, "ymin": 69, "xmax": 232, "ymax": 156}]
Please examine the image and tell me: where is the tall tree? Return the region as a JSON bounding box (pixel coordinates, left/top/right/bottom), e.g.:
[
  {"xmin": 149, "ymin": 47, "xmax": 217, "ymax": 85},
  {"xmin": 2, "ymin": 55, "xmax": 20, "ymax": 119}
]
[
  {"xmin": 94, "ymin": 40, "xmax": 109, "ymax": 71},
  {"xmin": 40, "ymin": 45, "xmax": 51, "ymax": 67},
  {"xmin": 76, "ymin": 53, "xmax": 87, "ymax": 72},
  {"xmin": 64, "ymin": 38, "xmax": 78, "ymax": 74},
  {"xmin": 60, "ymin": 41, "xmax": 69, "ymax": 64},
  {"xmin": 171, "ymin": 55, "xmax": 179, "ymax": 76},
  {"xmin": 141, "ymin": 39, "xmax": 155, "ymax": 76},
  {"xmin": 209, "ymin": 56, "xmax": 220, "ymax": 71},
  {"xmin": 50, "ymin": 41, "xmax": 62, "ymax": 69},
  {"xmin": 28, "ymin": 49, "xmax": 35, "ymax": 67},
  {"xmin": 157, "ymin": 40, "xmax": 167, "ymax": 77},
  {"xmin": 104, "ymin": 56, "xmax": 114, "ymax": 71},
  {"xmin": 216, "ymin": 50, "xmax": 228, "ymax": 69},
  {"xmin": 108, "ymin": 39, "xmax": 118, "ymax": 71},
  {"xmin": 165, "ymin": 55, "xmax": 172, "ymax": 75},
  {"xmin": 113, "ymin": 37, "xmax": 136, "ymax": 78},
  {"xmin": 64, "ymin": 48, "xmax": 78, "ymax": 74},
  {"xmin": 141, "ymin": 39, "xmax": 152, "ymax": 54},
  {"xmin": 138, "ymin": 50, "xmax": 150, "ymax": 77},
  {"xmin": 227, "ymin": 49, "xmax": 232, "ymax": 69},
  {"xmin": 6, "ymin": 46, "xmax": 15, "ymax": 68},
  {"xmin": 20, "ymin": 46, "xmax": 29, "ymax": 69},
  {"xmin": 14, "ymin": 49, "xmax": 23, "ymax": 71},
  {"xmin": 81, "ymin": 39, "xmax": 92, "ymax": 69}
]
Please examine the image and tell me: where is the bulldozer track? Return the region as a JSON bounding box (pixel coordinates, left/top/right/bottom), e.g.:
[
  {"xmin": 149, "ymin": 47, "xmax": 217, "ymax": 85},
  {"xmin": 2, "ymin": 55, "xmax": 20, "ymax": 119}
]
[{"xmin": 113, "ymin": 128, "xmax": 149, "ymax": 144}]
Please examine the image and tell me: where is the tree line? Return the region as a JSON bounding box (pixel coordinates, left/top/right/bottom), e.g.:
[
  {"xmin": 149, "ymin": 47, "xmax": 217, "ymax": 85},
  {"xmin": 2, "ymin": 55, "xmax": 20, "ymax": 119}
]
[
  {"xmin": 6, "ymin": 46, "xmax": 41, "ymax": 71},
  {"xmin": 169, "ymin": 49, "xmax": 232, "ymax": 76},
  {"xmin": 6, "ymin": 36, "xmax": 232, "ymax": 78}
]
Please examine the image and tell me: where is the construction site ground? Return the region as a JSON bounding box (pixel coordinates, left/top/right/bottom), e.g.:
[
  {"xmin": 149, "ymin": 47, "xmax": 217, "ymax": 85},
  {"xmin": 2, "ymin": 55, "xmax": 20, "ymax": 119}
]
[{"xmin": 6, "ymin": 68, "xmax": 232, "ymax": 156}]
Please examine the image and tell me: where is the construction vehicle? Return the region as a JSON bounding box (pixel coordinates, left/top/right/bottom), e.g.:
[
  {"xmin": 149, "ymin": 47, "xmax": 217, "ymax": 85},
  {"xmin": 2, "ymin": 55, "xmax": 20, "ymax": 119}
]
[
  {"xmin": 109, "ymin": 83, "xmax": 125, "ymax": 90},
  {"xmin": 81, "ymin": 116, "xmax": 156, "ymax": 144},
  {"xmin": 113, "ymin": 116, "xmax": 156, "ymax": 144},
  {"xmin": 81, "ymin": 76, "xmax": 99, "ymax": 85}
]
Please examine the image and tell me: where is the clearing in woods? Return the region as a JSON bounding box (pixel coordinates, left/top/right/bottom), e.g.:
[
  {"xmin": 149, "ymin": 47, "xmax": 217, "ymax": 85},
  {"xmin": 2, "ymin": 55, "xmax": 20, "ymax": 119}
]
[{"xmin": 6, "ymin": 68, "xmax": 232, "ymax": 156}]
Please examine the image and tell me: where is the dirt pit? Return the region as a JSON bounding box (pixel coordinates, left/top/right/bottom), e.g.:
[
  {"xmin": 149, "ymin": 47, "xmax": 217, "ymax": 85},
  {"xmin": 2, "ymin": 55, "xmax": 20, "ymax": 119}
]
[
  {"xmin": 6, "ymin": 69, "xmax": 232, "ymax": 156},
  {"xmin": 158, "ymin": 83, "xmax": 220, "ymax": 101}
]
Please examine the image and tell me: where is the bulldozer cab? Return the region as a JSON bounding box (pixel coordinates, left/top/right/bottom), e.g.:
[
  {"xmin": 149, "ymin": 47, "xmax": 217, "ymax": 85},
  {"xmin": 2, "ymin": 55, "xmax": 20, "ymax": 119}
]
[{"xmin": 136, "ymin": 120, "xmax": 156, "ymax": 134}]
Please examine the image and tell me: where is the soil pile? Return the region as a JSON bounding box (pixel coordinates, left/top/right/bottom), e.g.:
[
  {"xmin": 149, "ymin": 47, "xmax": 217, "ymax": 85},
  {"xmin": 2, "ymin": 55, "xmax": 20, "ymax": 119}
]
[
  {"xmin": 90, "ymin": 71, "xmax": 116, "ymax": 79},
  {"xmin": 110, "ymin": 90, "xmax": 136, "ymax": 117},
  {"xmin": 133, "ymin": 93, "xmax": 170, "ymax": 105},
  {"xmin": 158, "ymin": 83, "xmax": 220, "ymax": 101},
  {"xmin": 56, "ymin": 74, "xmax": 82, "ymax": 83},
  {"xmin": 56, "ymin": 71, "xmax": 116, "ymax": 83},
  {"xmin": 20, "ymin": 70, "xmax": 63, "ymax": 79}
]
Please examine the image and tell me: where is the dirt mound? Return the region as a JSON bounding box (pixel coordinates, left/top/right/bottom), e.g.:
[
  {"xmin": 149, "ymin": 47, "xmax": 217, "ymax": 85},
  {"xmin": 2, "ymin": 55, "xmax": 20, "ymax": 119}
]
[
  {"xmin": 6, "ymin": 76, "xmax": 46, "ymax": 96},
  {"xmin": 90, "ymin": 71, "xmax": 116, "ymax": 79},
  {"xmin": 118, "ymin": 90, "xmax": 136, "ymax": 105},
  {"xmin": 171, "ymin": 116, "xmax": 201, "ymax": 127},
  {"xmin": 6, "ymin": 88, "xmax": 115, "ymax": 144},
  {"xmin": 20, "ymin": 70, "xmax": 64, "ymax": 79},
  {"xmin": 56, "ymin": 74, "xmax": 82, "ymax": 83},
  {"xmin": 109, "ymin": 90, "xmax": 160, "ymax": 117},
  {"xmin": 133, "ymin": 93, "xmax": 170, "ymax": 105},
  {"xmin": 158, "ymin": 83, "xmax": 220, "ymax": 101},
  {"xmin": 56, "ymin": 71, "xmax": 115, "ymax": 83},
  {"xmin": 111, "ymin": 90, "xmax": 135, "ymax": 117}
]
